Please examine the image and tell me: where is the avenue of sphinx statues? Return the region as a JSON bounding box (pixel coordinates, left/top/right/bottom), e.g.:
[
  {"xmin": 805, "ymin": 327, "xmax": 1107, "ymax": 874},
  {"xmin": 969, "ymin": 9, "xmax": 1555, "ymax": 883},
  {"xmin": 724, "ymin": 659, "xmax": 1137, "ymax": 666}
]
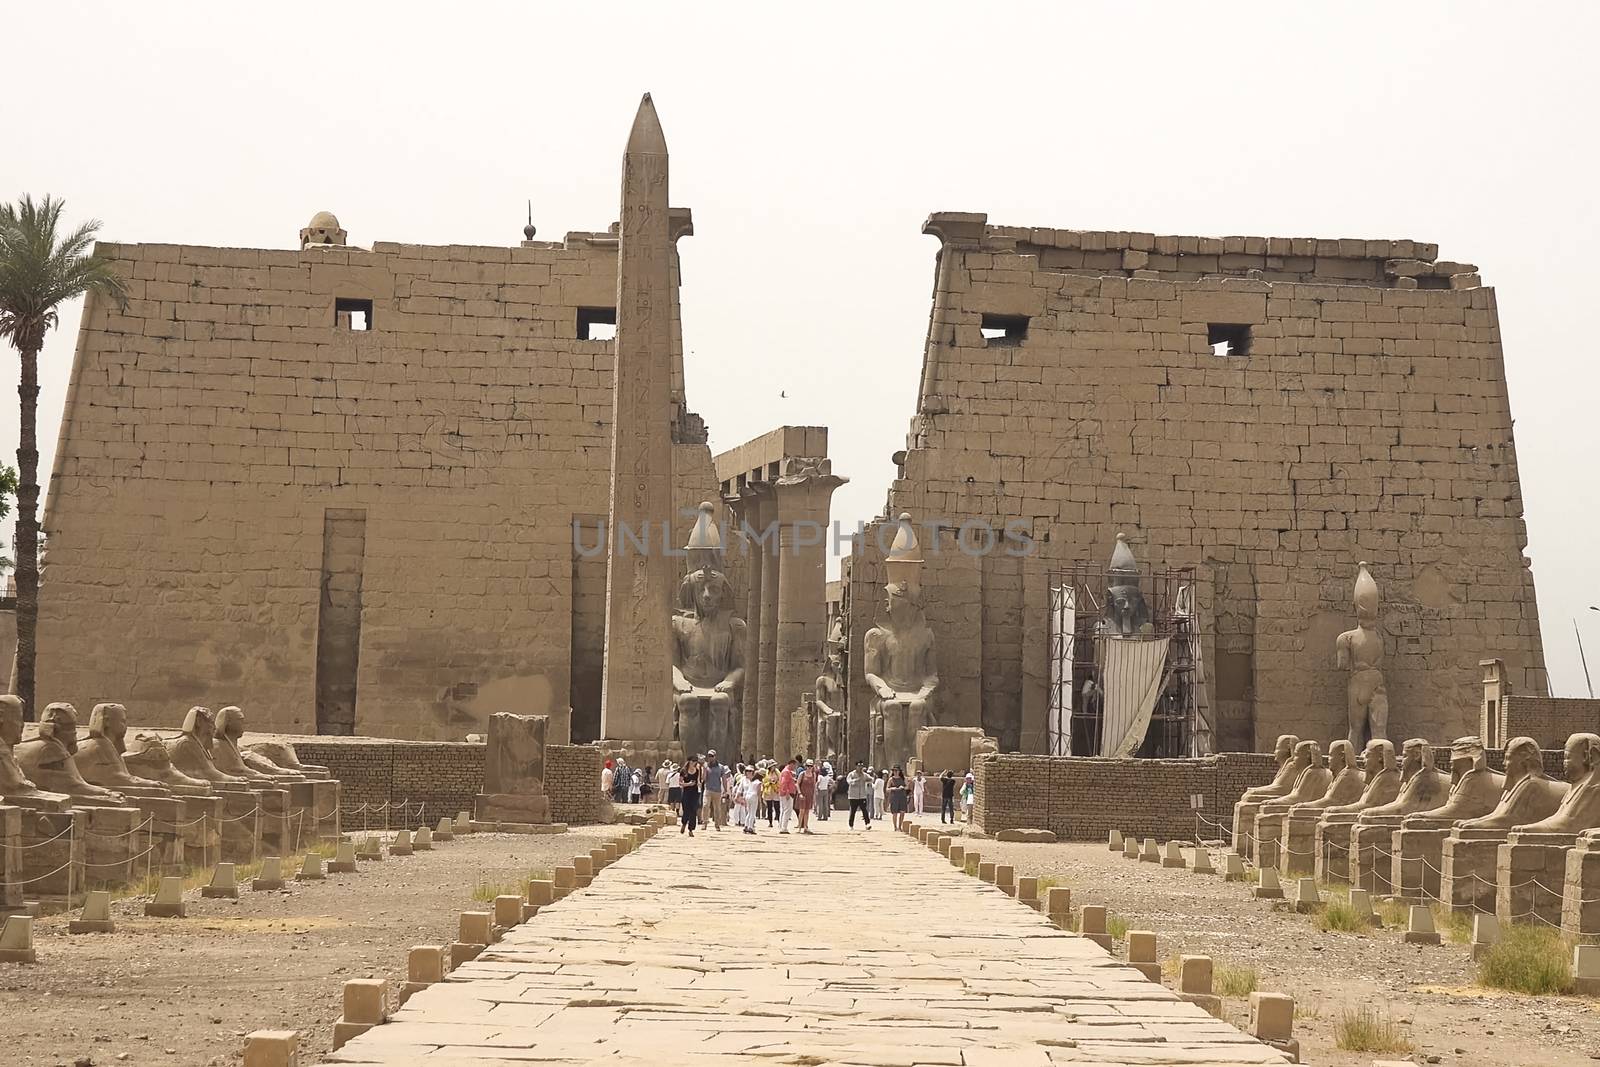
[
  {"xmin": 0, "ymin": 696, "xmax": 341, "ymax": 910},
  {"xmin": 864, "ymin": 513, "xmax": 940, "ymax": 771},
  {"xmin": 671, "ymin": 501, "xmax": 746, "ymax": 761}
]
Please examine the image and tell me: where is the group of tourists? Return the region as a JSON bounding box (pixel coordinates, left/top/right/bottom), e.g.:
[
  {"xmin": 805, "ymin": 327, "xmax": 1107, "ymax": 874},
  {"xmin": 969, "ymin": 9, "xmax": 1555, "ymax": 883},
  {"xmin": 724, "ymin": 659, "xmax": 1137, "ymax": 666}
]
[{"xmin": 601, "ymin": 752, "xmax": 980, "ymax": 836}]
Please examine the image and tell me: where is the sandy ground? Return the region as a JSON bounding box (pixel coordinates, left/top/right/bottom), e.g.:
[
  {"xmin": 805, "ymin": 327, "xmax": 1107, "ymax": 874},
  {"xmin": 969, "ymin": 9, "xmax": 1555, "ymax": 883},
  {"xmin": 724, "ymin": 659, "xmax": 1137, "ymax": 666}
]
[
  {"xmin": 927, "ymin": 819, "xmax": 1600, "ymax": 1067},
  {"xmin": 0, "ymin": 826, "xmax": 634, "ymax": 1067}
]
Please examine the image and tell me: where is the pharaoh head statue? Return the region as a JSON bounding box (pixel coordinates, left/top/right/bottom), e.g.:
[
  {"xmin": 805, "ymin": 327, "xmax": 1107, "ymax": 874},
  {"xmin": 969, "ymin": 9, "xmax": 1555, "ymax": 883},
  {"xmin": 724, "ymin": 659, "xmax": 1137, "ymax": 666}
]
[
  {"xmin": 1292, "ymin": 739, "xmax": 1323, "ymax": 768},
  {"xmin": 41, "ymin": 703, "xmax": 80, "ymax": 754},
  {"xmin": 89, "ymin": 703, "xmax": 129, "ymax": 747},
  {"xmin": 0, "ymin": 694, "xmax": 23, "ymax": 748},
  {"xmin": 883, "ymin": 581, "xmax": 924, "ymax": 625},
  {"xmin": 1105, "ymin": 533, "xmax": 1151, "ymax": 636},
  {"xmin": 1562, "ymin": 733, "xmax": 1600, "ymax": 785},
  {"xmin": 1362, "ymin": 738, "xmax": 1397, "ymax": 774},
  {"xmin": 1399, "ymin": 737, "xmax": 1433, "ymax": 778},
  {"xmin": 215, "ymin": 705, "xmax": 246, "ymax": 742},
  {"xmin": 683, "ymin": 500, "xmax": 723, "ymax": 575},
  {"xmin": 1504, "ymin": 736, "xmax": 1544, "ymax": 784},
  {"xmin": 824, "ymin": 618, "xmax": 845, "ymax": 673},
  {"xmin": 182, "ymin": 706, "xmax": 217, "ymax": 745},
  {"xmin": 678, "ymin": 568, "xmax": 733, "ymax": 618},
  {"xmin": 1327, "ymin": 739, "xmax": 1355, "ymax": 776},
  {"xmin": 1272, "ymin": 734, "xmax": 1299, "ymax": 764},
  {"xmin": 1353, "ymin": 561, "xmax": 1380, "ymax": 627}
]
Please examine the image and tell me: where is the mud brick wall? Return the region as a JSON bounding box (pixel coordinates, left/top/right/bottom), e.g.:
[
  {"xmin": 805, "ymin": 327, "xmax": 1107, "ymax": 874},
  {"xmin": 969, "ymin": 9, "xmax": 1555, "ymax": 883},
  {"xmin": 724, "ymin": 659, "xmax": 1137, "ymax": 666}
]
[
  {"xmin": 1496, "ymin": 696, "xmax": 1600, "ymax": 751},
  {"xmin": 291, "ymin": 739, "xmax": 483, "ymax": 826},
  {"xmin": 974, "ymin": 752, "xmax": 1278, "ymax": 841},
  {"xmin": 37, "ymin": 230, "xmax": 719, "ymax": 739},
  {"xmin": 546, "ymin": 745, "xmax": 605, "ymax": 825},
  {"xmin": 873, "ymin": 216, "xmax": 1545, "ymax": 756}
]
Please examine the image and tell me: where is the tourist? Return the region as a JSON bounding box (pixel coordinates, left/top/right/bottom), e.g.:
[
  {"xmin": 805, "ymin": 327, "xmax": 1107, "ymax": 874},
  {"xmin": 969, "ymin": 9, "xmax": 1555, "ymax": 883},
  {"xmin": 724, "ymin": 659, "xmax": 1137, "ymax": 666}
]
[
  {"xmin": 667, "ymin": 762, "xmax": 683, "ymax": 817},
  {"xmin": 887, "ymin": 765, "xmax": 909, "ymax": 831},
  {"xmin": 961, "ymin": 771, "xmax": 975, "ymax": 821},
  {"xmin": 601, "ymin": 759, "xmax": 615, "ymax": 800},
  {"xmin": 912, "ymin": 769, "xmax": 926, "ymax": 815},
  {"xmin": 642, "ymin": 765, "xmax": 655, "ymax": 802},
  {"xmin": 777, "ymin": 758, "xmax": 798, "ymax": 834},
  {"xmin": 679, "ymin": 755, "xmax": 704, "ymax": 835},
  {"xmin": 939, "ymin": 769, "xmax": 957, "ymax": 823},
  {"xmin": 629, "ymin": 766, "xmax": 643, "ymax": 804},
  {"xmin": 614, "ymin": 756, "xmax": 631, "ymax": 803},
  {"xmin": 705, "ymin": 749, "xmax": 727, "ymax": 830},
  {"xmin": 655, "ymin": 762, "xmax": 669, "ymax": 804},
  {"xmin": 762, "ymin": 762, "xmax": 780, "ymax": 826},
  {"xmin": 738, "ymin": 765, "xmax": 762, "ymax": 834},
  {"xmin": 730, "ymin": 763, "xmax": 749, "ymax": 829},
  {"xmin": 846, "ymin": 760, "xmax": 873, "ymax": 828},
  {"xmin": 796, "ymin": 758, "xmax": 816, "ymax": 834},
  {"xmin": 814, "ymin": 761, "xmax": 832, "ymax": 820},
  {"xmin": 872, "ymin": 769, "xmax": 887, "ymax": 823}
]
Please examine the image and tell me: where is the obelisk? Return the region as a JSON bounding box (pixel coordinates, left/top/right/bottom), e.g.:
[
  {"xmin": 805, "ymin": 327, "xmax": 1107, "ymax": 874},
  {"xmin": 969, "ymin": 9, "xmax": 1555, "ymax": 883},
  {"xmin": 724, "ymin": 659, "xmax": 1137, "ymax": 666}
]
[{"xmin": 600, "ymin": 94, "xmax": 676, "ymax": 744}]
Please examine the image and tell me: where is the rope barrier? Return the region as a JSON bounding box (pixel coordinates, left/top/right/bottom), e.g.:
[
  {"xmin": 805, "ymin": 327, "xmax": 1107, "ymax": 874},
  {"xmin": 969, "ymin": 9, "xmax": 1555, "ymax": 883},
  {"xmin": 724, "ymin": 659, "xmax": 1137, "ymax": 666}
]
[
  {"xmin": 8, "ymin": 860, "xmax": 75, "ymax": 886},
  {"xmin": 84, "ymin": 816, "xmax": 155, "ymax": 840},
  {"xmin": 13, "ymin": 823, "xmax": 75, "ymax": 849}
]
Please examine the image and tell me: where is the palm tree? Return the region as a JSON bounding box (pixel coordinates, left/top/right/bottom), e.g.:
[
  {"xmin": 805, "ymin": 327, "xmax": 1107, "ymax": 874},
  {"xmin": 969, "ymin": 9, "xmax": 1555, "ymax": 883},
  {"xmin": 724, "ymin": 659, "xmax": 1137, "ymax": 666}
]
[{"xmin": 0, "ymin": 195, "xmax": 126, "ymax": 717}]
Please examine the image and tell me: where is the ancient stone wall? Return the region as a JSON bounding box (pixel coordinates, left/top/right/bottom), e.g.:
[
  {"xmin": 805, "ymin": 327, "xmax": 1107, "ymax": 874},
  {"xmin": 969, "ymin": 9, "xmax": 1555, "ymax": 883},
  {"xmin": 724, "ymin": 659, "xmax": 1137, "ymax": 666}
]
[
  {"xmin": 973, "ymin": 752, "xmax": 1278, "ymax": 841},
  {"xmin": 877, "ymin": 216, "xmax": 1545, "ymax": 752},
  {"xmin": 1493, "ymin": 696, "xmax": 1600, "ymax": 752},
  {"xmin": 38, "ymin": 231, "xmax": 717, "ymax": 738},
  {"xmin": 545, "ymin": 744, "xmax": 605, "ymax": 825}
]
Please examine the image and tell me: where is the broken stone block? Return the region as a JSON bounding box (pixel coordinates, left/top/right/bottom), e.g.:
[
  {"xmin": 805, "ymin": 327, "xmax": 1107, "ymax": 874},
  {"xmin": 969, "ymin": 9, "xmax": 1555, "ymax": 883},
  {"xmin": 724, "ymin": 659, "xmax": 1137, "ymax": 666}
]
[{"xmin": 994, "ymin": 828, "xmax": 1056, "ymax": 842}]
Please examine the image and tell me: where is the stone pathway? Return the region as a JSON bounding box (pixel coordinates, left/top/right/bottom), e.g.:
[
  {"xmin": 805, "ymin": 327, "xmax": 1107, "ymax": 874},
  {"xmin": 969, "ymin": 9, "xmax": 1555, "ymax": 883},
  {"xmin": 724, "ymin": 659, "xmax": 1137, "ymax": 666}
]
[{"xmin": 331, "ymin": 821, "xmax": 1291, "ymax": 1066}]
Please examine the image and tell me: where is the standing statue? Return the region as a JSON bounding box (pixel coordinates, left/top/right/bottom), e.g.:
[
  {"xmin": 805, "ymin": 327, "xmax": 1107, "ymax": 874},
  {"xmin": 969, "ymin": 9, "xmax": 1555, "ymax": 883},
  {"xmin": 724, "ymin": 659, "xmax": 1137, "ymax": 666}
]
[
  {"xmin": 813, "ymin": 620, "xmax": 846, "ymax": 764},
  {"xmin": 0, "ymin": 694, "xmax": 71, "ymax": 807},
  {"xmin": 1335, "ymin": 561, "xmax": 1389, "ymax": 750},
  {"xmin": 864, "ymin": 514, "xmax": 939, "ymax": 770},
  {"xmin": 671, "ymin": 502, "xmax": 746, "ymax": 760},
  {"xmin": 13, "ymin": 702, "xmax": 129, "ymax": 806}
]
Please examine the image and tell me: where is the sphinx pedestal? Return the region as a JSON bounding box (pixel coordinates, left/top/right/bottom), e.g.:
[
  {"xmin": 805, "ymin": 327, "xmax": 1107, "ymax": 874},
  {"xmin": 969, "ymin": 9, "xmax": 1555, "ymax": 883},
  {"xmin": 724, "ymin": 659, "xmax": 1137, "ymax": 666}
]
[
  {"xmin": 1279, "ymin": 813, "xmax": 1322, "ymax": 878},
  {"xmin": 18, "ymin": 808, "xmax": 88, "ymax": 911},
  {"xmin": 118, "ymin": 794, "xmax": 187, "ymax": 874},
  {"xmin": 217, "ymin": 787, "xmax": 290, "ymax": 864},
  {"xmin": 1231, "ymin": 800, "xmax": 1266, "ymax": 860},
  {"xmin": 1561, "ymin": 836, "xmax": 1600, "ymax": 938},
  {"xmin": 1314, "ymin": 815, "xmax": 1357, "ymax": 886},
  {"xmin": 1254, "ymin": 811, "xmax": 1290, "ymax": 870},
  {"xmin": 285, "ymin": 780, "xmax": 341, "ymax": 848},
  {"xmin": 1439, "ymin": 829, "xmax": 1506, "ymax": 916},
  {"xmin": 1497, "ymin": 831, "xmax": 1575, "ymax": 928},
  {"xmin": 0, "ymin": 806, "xmax": 22, "ymax": 916},
  {"xmin": 474, "ymin": 792, "xmax": 552, "ymax": 828},
  {"xmin": 79, "ymin": 805, "xmax": 148, "ymax": 889},
  {"xmin": 1349, "ymin": 817, "xmax": 1403, "ymax": 897},
  {"xmin": 1391, "ymin": 819, "xmax": 1452, "ymax": 904},
  {"xmin": 179, "ymin": 795, "xmax": 224, "ymax": 871}
]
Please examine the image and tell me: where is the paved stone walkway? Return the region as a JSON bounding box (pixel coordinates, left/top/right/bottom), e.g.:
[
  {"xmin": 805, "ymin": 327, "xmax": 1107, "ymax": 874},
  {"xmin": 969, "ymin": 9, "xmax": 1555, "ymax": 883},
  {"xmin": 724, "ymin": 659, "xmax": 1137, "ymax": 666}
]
[{"xmin": 331, "ymin": 821, "xmax": 1291, "ymax": 1066}]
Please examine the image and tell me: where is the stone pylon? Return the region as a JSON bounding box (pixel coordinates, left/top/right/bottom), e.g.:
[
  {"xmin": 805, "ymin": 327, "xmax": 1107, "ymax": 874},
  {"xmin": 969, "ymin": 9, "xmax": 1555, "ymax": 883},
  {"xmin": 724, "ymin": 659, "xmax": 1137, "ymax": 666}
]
[{"xmin": 600, "ymin": 94, "xmax": 676, "ymax": 743}]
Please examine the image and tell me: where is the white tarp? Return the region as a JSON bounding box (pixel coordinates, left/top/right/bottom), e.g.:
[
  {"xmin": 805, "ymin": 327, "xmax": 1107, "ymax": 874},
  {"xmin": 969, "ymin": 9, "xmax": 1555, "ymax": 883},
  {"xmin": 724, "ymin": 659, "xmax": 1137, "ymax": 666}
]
[
  {"xmin": 1048, "ymin": 584, "xmax": 1075, "ymax": 755},
  {"xmin": 1096, "ymin": 635, "xmax": 1172, "ymax": 757}
]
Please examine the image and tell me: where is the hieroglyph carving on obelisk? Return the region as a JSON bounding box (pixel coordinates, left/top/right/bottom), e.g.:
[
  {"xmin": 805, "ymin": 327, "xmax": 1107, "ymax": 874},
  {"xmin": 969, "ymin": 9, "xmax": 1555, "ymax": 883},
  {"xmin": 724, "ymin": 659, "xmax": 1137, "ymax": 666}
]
[{"xmin": 600, "ymin": 94, "xmax": 677, "ymax": 743}]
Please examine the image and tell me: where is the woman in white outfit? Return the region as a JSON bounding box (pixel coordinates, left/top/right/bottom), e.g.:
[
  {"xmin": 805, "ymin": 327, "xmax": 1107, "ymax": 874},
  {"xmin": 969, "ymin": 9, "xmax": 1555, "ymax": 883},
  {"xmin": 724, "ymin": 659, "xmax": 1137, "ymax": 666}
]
[{"xmin": 912, "ymin": 771, "xmax": 926, "ymax": 816}]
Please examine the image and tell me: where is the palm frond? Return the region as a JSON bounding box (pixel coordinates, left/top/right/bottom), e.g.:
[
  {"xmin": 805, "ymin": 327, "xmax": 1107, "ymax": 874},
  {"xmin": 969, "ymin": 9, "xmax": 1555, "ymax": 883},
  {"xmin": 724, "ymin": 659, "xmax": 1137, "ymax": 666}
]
[{"xmin": 0, "ymin": 193, "xmax": 126, "ymax": 350}]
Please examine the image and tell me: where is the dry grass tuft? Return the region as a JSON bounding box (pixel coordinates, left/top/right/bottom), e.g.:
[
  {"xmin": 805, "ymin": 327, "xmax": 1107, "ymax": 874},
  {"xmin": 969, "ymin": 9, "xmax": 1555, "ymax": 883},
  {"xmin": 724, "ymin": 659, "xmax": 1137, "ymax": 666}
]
[
  {"xmin": 1478, "ymin": 925, "xmax": 1575, "ymax": 996},
  {"xmin": 1334, "ymin": 1005, "xmax": 1413, "ymax": 1053}
]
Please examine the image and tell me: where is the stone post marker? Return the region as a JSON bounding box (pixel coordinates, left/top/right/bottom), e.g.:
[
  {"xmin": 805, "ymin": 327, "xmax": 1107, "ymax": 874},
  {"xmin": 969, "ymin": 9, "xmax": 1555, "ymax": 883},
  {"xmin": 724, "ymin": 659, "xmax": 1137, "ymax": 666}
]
[
  {"xmin": 601, "ymin": 93, "xmax": 676, "ymax": 744},
  {"xmin": 244, "ymin": 1029, "xmax": 300, "ymax": 1067}
]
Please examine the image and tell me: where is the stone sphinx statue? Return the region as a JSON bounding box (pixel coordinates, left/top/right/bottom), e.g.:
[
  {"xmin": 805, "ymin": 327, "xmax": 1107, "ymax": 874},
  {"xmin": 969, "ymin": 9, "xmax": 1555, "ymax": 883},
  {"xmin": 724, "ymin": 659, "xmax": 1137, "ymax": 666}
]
[
  {"xmin": 1324, "ymin": 739, "xmax": 1402, "ymax": 815},
  {"xmin": 1512, "ymin": 732, "xmax": 1600, "ymax": 835},
  {"xmin": 13, "ymin": 702, "xmax": 129, "ymax": 806},
  {"xmin": 813, "ymin": 620, "xmax": 846, "ymax": 763},
  {"xmin": 1403, "ymin": 736, "xmax": 1505, "ymax": 828},
  {"xmin": 1102, "ymin": 533, "xmax": 1151, "ymax": 636},
  {"xmin": 1358, "ymin": 738, "xmax": 1449, "ymax": 821},
  {"xmin": 242, "ymin": 740, "xmax": 330, "ymax": 779},
  {"xmin": 0, "ymin": 694, "xmax": 72, "ymax": 809},
  {"xmin": 1260, "ymin": 742, "xmax": 1332, "ymax": 816},
  {"xmin": 1457, "ymin": 736, "xmax": 1567, "ymax": 832},
  {"xmin": 212, "ymin": 706, "xmax": 304, "ymax": 782},
  {"xmin": 1335, "ymin": 562, "xmax": 1389, "ymax": 750},
  {"xmin": 865, "ymin": 514, "xmax": 939, "ymax": 771},
  {"xmin": 1289, "ymin": 740, "xmax": 1365, "ymax": 814},
  {"xmin": 167, "ymin": 706, "xmax": 249, "ymax": 785},
  {"xmin": 671, "ymin": 502, "xmax": 746, "ymax": 760},
  {"xmin": 123, "ymin": 731, "xmax": 217, "ymax": 792},
  {"xmin": 75, "ymin": 702, "xmax": 209, "ymax": 797},
  {"xmin": 1244, "ymin": 735, "xmax": 1302, "ymax": 803}
]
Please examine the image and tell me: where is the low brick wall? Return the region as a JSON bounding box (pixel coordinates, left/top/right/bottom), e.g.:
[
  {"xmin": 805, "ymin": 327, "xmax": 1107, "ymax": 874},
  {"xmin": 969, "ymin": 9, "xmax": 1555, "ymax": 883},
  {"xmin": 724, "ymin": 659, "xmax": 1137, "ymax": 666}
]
[
  {"xmin": 974, "ymin": 753, "xmax": 1278, "ymax": 842},
  {"xmin": 547, "ymin": 745, "xmax": 605, "ymax": 825},
  {"xmin": 287, "ymin": 738, "xmax": 609, "ymax": 826}
]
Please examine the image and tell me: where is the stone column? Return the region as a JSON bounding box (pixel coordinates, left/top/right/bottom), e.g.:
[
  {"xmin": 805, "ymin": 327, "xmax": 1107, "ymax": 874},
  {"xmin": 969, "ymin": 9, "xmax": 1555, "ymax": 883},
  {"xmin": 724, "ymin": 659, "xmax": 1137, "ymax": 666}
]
[
  {"xmin": 730, "ymin": 486, "xmax": 766, "ymax": 761},
  {"xmin": 757, "ymin": 485, "xmax": 780, "ymax": 758},
  {"xmin": 772, "ymin": 458, "xmax": 845, "ymax": 759}
]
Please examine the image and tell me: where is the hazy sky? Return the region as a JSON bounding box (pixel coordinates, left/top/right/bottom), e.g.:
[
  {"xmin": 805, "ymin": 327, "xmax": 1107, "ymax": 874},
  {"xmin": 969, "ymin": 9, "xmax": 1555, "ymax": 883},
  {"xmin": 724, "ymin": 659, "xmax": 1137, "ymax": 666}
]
[{"xmin": 3, "ymin": 2, "xmax": 1596, "ymax": 695}]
